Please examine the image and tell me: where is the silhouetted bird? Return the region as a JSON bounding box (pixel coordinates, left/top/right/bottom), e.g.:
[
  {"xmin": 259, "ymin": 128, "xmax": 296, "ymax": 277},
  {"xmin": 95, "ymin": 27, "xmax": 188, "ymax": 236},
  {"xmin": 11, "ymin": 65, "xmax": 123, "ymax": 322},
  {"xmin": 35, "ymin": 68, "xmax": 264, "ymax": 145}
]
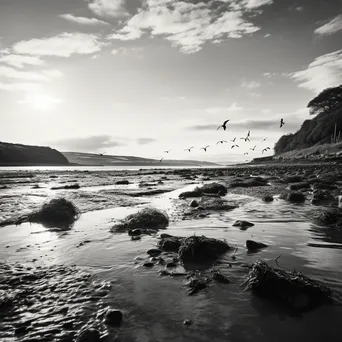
[
  {"xmin": 216, "ymin": 140, "xmax": 228, "ymax": 144},
  {"xmin": 231, "ymin": 145, "xmax": 239, "ymax": 149},
  {"xmin": 164, "ymin": 150, "xmax": 171, "ymax": 153},
  {"xmin": 99, "ymin": 153, "xmax": 106, "ymax": 156},
  {"xmin": 244, "ymin": 152, "xmax": 249, "ymax": 155},
  {"xmin": 240, "ymin": 137, "xmax": 250, "ymax": 142},
  {"xmin": 247, "ymin": 130, "xmax": 251, "ymax": 137},
  {"xmin": 261, "ymin": 138, "xmax": 267, "ymax": 142},
  {"xmin": 280, "ymin": 118, "xmax": 285, "ymax": 128},
  {"xmin": 201, "ymin": 145, "xmax": 210, "ymax": 152},
  {"xmin": 184, "ymin": 147, "xmax": 194, "ymax": 152},
  {"xmin": 217, "ymin": 119, "xmax": 230, "ymax": 130},
  {"xmin": 262, "ymin": 147, "xmax": 270, "ymax": 154},
  {"xmin": 250, "ymin": 145, "xmax": 256, "ymax": 151},
  {"xmin": 160, "ymin": 157, "xmax": 164, "ymax": 162},
  {"xmin": 230, "ymin": 137, "xmax": 236, "ymax": 142}
]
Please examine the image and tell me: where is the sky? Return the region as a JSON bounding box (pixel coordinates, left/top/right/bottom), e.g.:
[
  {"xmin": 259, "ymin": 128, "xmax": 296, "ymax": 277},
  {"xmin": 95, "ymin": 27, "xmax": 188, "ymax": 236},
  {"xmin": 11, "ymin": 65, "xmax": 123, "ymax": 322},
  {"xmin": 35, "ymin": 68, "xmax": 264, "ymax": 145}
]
[{"xmin": 0, "ymin": 0, "xmax": 342, "ymax": 164}]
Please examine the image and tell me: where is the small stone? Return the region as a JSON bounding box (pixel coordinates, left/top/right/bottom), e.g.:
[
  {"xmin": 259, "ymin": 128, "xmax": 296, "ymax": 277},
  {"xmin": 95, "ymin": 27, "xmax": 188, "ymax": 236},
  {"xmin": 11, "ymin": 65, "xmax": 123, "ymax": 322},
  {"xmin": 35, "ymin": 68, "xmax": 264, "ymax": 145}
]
[
  {"xmin": 147, "ymin": 248, "xmax": 162, "ymax": 256},
  {"xmin": 104, "ymin": 309, "xmax": 123, "ymax": 327},
  {"xmin": 232, "ymin": 220, "xmax": 254, "ymax": 229},
  {"xmin": 262, "ymin": 195, "xmax": 274, "ymax": 202},
  {"xmin": 183, "ymin": 319, "xmax": 193, "ymax": 326},
  {"xmin": 246, "ymin": 240, "xmax": 268, "ymax": 251},
  {"xmin": 190, "ymin": 200, "xmax": 199, "ymax": 208}
]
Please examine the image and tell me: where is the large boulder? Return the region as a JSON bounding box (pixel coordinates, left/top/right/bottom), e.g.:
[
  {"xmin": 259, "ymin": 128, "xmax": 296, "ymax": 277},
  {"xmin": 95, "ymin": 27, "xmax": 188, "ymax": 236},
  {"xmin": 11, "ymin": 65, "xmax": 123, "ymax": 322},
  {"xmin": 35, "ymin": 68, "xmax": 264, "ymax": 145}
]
[{"xmin": 280, "ymin": 191, "xmax": 306, "ymax": 203}]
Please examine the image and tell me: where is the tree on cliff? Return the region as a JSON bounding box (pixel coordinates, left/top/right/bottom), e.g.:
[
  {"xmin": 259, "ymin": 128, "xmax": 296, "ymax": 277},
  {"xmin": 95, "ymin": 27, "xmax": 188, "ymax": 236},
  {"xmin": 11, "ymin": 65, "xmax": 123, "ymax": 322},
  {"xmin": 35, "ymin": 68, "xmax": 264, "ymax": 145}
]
[{"xmin": 307, "ymin": 85, "xmax": 342, "ymax": 115}]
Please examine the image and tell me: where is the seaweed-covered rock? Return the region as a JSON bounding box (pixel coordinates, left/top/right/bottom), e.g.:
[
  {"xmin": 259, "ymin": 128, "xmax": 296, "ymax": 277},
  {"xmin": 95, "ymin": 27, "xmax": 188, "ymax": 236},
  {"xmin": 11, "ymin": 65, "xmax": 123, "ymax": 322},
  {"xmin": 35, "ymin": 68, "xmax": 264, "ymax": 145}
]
[
  {"xmin": 246, "ymin": 240, "xmax": 268, "ymax": 251},
  {"xmin": 262, "ymin": 195, "xmax": 274, "ymax": 202},
  {"xmin": 314, "ymin": 208, "xmax": 342, "ymax": 227},
  {"xmin": 244, "ymin": 261, "xmax": 332, "ymax": 312},
  {"xmin": 179, "ymin": 183, "xmax": 227, "ymax": 198},
  {"xmin": 179, "ymin": 236, "xmax": 231, "ymax": 263},
  {"xmin": 233, "ymin": 220, "xmax": 254, "ymax": 229},
  {"xmin": 158, "ymin": 235, "xmax": 183, "ymax": 252},
  {"xmin": 230, "ymin": 177, "xmax": 268, "ymax": 188},
  {"xmin": 104, "ymin": 309, "xmax": 123, "ymax": 327},
  {"xmin": 289, "ymin": 182, "xmax": 310, "ymax": 191},
  {"xmin": 179, "ymin": 188, "xmax": 202, "ymax": 199},
  {"xmin": 111, "ymin": 207, "xmax": 169, "ymax": 233},
  {"xmin": 51, "ymin": 183, "xmax": 80, "ymax": 190},
  {"xmin": 198, "ymin": 197, "xmax": 237, "ymax": 211},
  {"xmin": 280, "ymin": 191, "xmax": 306, "ymax": 203}
]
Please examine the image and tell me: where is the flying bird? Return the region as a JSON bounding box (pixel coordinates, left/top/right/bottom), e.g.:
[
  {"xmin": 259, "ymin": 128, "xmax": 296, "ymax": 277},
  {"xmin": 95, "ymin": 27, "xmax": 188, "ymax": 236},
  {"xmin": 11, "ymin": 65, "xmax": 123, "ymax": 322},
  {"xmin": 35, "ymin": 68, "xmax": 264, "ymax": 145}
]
[
  {"xmin": 99, "ymin": 153, "xmax": 106, "ymax": 156},
  {"xmin": 217, "ymin": 119, "xmax": 230, "ymax": 130},
  {"xmin": 184, "ymin": 147, "xmax": 194, "ymax": 152},
  {"xmin": 160, "ymin": 157, "xmax": 164, "ymax": 162},
  {"xmin": 247, "ymin": 130, "xmax": 251, "ymax": 137},
  {"xmin": 164, "ymin": 150, "xmax": 171, "ymax": 153},
  {"xmin": 280, "ymin": 118, "xmax": 285, "ymax": 128},
  {"xmin": 250, "ymin": 145, "xmax": 256, "ymax": 151},
  {"xmin": 216, "ymin": 140, "xmax": 228, "ymax": 144},
  {"xmin": 244, "ymin": 152, "xmax": 249, "ymax": 155},
  {"xmin": 261, "ymin": 138, "xmax": 267, "ymax": 142},
  {"xmin": 230, "ymin": 137, "xmax": 237, "ymax": 142},
  {"xmin": 240, "ymin": 136, "xmax": 250, "ymax": 142},
  {"xmin": 201, "ymin": 145, "xmax": 210, "ymax": 152},
  {"xmin": 262, "ymin": 147, "xmax": 271, "ymax": 154},
  {"xmin": 231, "ymin": 145, "xmax": 239, "ymax": 149}
]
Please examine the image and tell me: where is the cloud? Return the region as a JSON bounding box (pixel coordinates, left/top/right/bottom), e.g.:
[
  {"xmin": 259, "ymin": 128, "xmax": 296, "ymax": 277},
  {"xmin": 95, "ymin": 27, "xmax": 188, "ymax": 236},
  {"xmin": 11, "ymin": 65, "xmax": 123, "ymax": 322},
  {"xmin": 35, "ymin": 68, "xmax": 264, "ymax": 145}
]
[
  {"xmin": 0, "ymin": 65, "xmax": 52, "ymax": 82},
  {"xmin": 111, "ymin": 46, "xmax": 143, "ymax": 55},
  {"xmin": 107, "ymin": 0, "xmax": 272, "ymax": 53},
  {"xmin": 241, "ymin": 80, "xmax": 261, "ymax": 88},
  {"xmin": 51, "ymin": 135, "xmax": 127, "ymax": 152},
  {"xmin": 0, "ymin": 82, "xmax": 42, "ymax": 92},
  {"xmin": 289, "ymin": 49, "xmax": 342, "ymax": 93},
  {"xmin": 59, "ymin": 14, "xmax": 109, "ymax": 26},
  {"xmin": 12, "ymin": 33, "xmax": 107, "ymax": 57},
  {"xmin": 205, "ymin": 103, "xmax": 243, "ymax": 114},
  {"xmin": 0, "ymin": 54, "xmax": 44, "ymax": 68},
  {"xmin": 87, "ymin": 0, "xmax": 129, "ymax": 18},
  {"xmin": 18, "ymin": 94, "xmax": 63, "ymax": 111},
  {"xmin": 136, "ymin": 138, "xmax": 156, "ymax": 145},
  {"xmin": 264, "ymin": 33, "xmax": 271, "ymax": 37},
  {"xmin": 314, "ymin": 15, "xmax": 342, "ymax": 36}
]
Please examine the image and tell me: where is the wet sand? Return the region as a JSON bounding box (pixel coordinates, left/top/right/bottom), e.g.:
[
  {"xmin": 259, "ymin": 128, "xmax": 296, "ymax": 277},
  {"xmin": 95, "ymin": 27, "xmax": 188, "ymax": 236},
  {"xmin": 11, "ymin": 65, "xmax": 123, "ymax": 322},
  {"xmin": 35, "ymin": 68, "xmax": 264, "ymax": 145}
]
[{"xmin": 1, "ymin": 164, "xmax": 342, "ymax": 341}]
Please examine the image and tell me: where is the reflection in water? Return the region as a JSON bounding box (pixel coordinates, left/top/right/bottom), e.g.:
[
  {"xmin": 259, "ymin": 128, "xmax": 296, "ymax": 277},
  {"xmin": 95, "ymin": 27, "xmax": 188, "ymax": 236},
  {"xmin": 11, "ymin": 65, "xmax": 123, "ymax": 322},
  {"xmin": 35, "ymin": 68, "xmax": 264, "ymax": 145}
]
[{"xmin": 0, "ymin": 186, "xmax": 342, "ymax": 341}]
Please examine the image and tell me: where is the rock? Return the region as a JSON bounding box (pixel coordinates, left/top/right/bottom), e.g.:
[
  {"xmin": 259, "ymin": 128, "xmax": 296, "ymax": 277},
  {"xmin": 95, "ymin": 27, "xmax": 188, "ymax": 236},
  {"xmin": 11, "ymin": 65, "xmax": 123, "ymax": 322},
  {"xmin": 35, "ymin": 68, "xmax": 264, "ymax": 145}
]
[
  {"xmin": 179, "ymin": 183, "xmax": 227, "ymax": 198},
  {"xmin": 230, "ymin": 177, "xmax": 268, "ymax": 188},
  {"xmin": 131, "ymin": 236, "xmax": 141, "ymax": 241},
  {"xmin": 313, "ymin": 183, "xmax": 338, "ymax": 191},
  {"xmin": 146, "ymin": 248, "xmax": 162, "ymax": 256},
  {"xmin": 246, "ymin": 240, "xmax": 268, "ymax": 251},
  {"xmin": 179, "ymin": 188, "xmax": 202, "ymax": 198},
  {"xmin": 280, "ymin": 191, "xmax": 306, "ymax": 203},
  {"xmin": 198, "ymin": 197, "xmax": 238, "ymax": 211},
  {"xmin": 262, "ymin": 195, "xmax": 274, "ymax": 202},
  {"xmin": 183, "ymin": 319, "xmax": 193, "ymax": 325},
  {"xmin": 285, "ymin": 175, "xmax": 303, "ymax": 183},
  {"xmin": 111, "ymin": 207, "xmax": 169, "ymax": 233},
  {"xmin": 143, "ymin": 262, "xmax": 154, "ymax": 268},
  {"xmin": 212, "ymin": 270, "xmax": 230, "ymax": 284},
  {"xmin": 116, "ymin": 180, "xmax": 129, "ymax": 185},
  {"xmin": 166, "ymin": 262, "xmax": 177, "ymax": 268},
  {"xmin": 104, "ymin": 309, "xmax": 123, "ymax": 327},
  {"xmin": 190, "ymin": 200, "xmax": 199, "ymax": 208},
  {"xmin": 76, "ymin": 328, "xmax": 101, "ymax": 342},
  {"xmin": 289, "ymin": 182, "xmax": 310, "ymax": 191},
  {"xmin": 128, "ymin": 229, "xmax": 142, "ymax": 236},
  {"xmin": 232, "ymin": 220, "xmax": 254, "ymax": 229},
  {"xmin": 314, "ymin": 208, "xmax": 342, "ymax": 227}
]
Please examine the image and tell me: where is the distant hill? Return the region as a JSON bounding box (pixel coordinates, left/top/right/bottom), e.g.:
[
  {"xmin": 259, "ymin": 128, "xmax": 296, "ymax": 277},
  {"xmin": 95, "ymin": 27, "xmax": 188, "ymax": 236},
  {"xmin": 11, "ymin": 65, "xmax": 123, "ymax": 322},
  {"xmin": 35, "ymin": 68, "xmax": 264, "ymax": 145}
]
[
  {"xmin": 0, "ymin": 142, "xmax": 69, "ymax": 166},
  {"xmin": 63, "ymin": 152, "xmax": 220, "ymax": 167},
  {"xmin": 274, "ymin": 106, "xmax": 342, "ymax": 155}
]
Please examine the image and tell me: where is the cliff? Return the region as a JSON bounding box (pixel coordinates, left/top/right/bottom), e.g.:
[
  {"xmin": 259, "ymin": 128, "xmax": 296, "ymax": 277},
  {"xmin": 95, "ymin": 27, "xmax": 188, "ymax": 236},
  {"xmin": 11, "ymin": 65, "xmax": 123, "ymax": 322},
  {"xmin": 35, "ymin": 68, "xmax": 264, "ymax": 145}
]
[{"xmin": 0, "ymin": 142, "xmax": 70, "ymax": 166}]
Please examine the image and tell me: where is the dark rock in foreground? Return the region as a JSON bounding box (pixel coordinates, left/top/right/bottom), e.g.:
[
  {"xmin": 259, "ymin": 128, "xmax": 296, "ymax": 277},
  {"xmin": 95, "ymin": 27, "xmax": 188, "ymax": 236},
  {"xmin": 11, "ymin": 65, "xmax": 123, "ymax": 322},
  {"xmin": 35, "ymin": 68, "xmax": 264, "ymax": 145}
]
[
  {"xmin": 262, "ymin": 195, "xmax": 274, "ymax": 202},
  {"xmin": 243, "ymin": 261, "xmax": 333, "ymax": 312},
  {"xmin": 280, "ymin": 191, "xmax": 306, "ymax": 203},
  {"xmin": 104, "ymin": 309, "xmax": 123, "ymax": 327},
  {"xmin": 111, "ymin": 207, "xmax": 169, "ymax": 233},
  {"xmin": 233, "ymin": 220, "xmax": 254, "ymax": 229},
  {"xmin": 246, "ymin": 240, "xmax": 268, "ymax": 251},
  {"xmin": 314, "ymin": 208, "xmax": 342, "ymax": 227}
]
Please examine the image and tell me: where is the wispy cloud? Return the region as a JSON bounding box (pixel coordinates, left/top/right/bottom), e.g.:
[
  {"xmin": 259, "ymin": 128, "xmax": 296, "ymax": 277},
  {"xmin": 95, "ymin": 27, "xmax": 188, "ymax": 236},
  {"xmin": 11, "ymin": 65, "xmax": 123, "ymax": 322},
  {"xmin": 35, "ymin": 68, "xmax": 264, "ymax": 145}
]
[
  {"xmin": 0, "ymin": 65, "xmax": 53, "ymax": 82},
  {"xmin": 314, "ymin": 15, "xmax": 342, "ymax": 36},
  {"xmin": 87, "ymin": 0, "xmax": 129, "ymax": 18},
  {"xmin": 12, "ymin": 33, "xmax": 107, "ymax": 57},
  {"xmin": 289, "ymin": 49, "xmax": 342, "ymax": 93},
  {"xmin": 0, "ymin": 82, "xmax": 42, "ymax": 92},
  {"xmin": 111, "ymin": 46, "xmax": 143, "ymax": 56},
  {"xmin": 241, "ymin": 80, "xmax": 261, "ymax": 89},
  {"xmin": 136, "ymin": 138, "xmax": 156, "ymax": 145},
  {"xmin": 59, "ymin": 14, "xmax": 110, "ymax": 26},
  {"xmin": 205, "ymin": 103, "xmax": 243, "ymax": 114},
  {"xmin": 51, "ymin": 135, "xmax": 127, "ymax": 152},
  {"xmin": 0, "ymin": 54, "xmax": 44, "ymax": 68},
  {"xmin": 107, "ymin": 0, "xmax": 273, "ymax": 53}
]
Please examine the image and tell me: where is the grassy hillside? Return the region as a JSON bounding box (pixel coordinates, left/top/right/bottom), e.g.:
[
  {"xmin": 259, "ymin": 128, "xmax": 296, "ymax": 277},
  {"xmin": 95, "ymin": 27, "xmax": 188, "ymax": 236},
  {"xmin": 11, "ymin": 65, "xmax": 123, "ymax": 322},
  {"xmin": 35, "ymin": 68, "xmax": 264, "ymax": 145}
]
[
  {"xmin": 274, "ymin": 107, "xmax": 342, "ymax": 155},
  {"xmin": 0, "ymin": 142, "xmax": 69, "ymax": 166},
  {"xmin": 63, "ymin": 152, "xmax": 220, "ymax": 167}
]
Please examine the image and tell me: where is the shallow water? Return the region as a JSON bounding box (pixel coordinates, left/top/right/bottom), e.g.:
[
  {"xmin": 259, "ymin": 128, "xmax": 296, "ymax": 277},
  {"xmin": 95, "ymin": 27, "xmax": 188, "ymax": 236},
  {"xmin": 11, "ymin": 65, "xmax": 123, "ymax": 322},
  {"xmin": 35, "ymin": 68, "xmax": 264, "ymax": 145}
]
[{"xmin": 1, "ymin": 176, "xmax": 342, "ymax": 341}]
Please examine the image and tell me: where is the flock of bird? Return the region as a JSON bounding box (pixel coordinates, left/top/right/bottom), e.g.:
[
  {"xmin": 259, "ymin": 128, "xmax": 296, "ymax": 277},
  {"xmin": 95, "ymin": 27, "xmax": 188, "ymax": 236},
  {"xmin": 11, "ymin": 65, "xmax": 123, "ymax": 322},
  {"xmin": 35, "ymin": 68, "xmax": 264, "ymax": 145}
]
[{"xmin": 99, "ymin": 118, "xmax": 286, "ymax": 162}]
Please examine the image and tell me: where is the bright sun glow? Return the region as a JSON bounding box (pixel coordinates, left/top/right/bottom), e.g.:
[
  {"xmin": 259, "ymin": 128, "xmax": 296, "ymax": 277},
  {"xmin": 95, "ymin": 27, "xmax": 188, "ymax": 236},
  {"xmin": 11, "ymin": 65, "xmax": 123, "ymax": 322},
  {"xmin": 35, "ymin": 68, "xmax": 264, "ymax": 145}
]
[{"xmin": 18, "ymin": 94, "xmax": 63, "ymax": 111}]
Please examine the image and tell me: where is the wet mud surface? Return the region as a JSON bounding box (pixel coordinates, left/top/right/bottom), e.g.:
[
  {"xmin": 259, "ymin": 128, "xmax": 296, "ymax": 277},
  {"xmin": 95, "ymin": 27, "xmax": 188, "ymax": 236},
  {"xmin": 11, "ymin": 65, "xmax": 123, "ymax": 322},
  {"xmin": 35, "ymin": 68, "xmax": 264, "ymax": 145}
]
[{"xmin": 1, "ymin": 164, "xmax": 342, "ymax": 341}]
